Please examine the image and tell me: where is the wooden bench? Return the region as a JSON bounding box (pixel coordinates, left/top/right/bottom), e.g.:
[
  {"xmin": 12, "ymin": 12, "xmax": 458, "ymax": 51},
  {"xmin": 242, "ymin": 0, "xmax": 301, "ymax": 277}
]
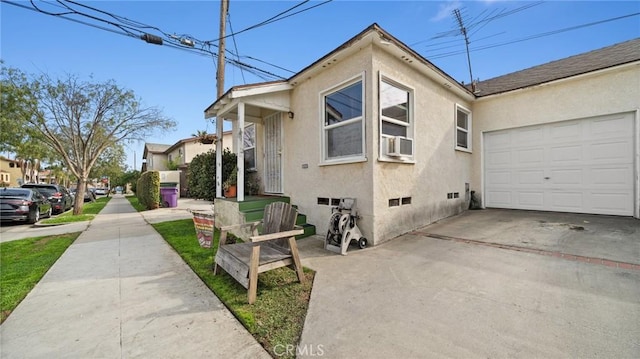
[{"xmin": 213, "ymin": 202, "xmax": 306, "ymax": 304}]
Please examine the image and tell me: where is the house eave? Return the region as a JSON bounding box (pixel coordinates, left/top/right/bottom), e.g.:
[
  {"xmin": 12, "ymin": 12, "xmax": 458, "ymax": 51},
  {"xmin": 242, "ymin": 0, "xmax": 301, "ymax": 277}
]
[
  {"xmin": 204, "ymin": 81, "xmax": 292, "ymax": 119},
  {"xmin": 288, "ymin": 23, "xmax": 475, "ymax": 101}
]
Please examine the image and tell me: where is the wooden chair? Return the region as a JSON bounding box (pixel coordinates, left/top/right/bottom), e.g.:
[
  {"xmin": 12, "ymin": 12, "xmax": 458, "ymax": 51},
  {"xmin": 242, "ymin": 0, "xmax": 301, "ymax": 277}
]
[{"xmin": 213, "ymin": 202, "xmax": 306, "ymax": 304}]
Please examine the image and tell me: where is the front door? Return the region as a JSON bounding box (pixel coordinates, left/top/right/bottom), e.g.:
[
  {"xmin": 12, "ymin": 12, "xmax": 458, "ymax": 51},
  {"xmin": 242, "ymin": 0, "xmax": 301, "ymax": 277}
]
[{"xmin": 264, "ymin": 112, "xmax": 283, "ymax": 193}]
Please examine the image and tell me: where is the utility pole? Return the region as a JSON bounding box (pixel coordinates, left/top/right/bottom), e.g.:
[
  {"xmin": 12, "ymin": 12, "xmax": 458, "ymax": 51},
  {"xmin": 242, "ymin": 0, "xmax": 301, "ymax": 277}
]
[
  {"xmin": 217, "ymin": 0, "xmax": 228, "ymax": 98},
  {"xmin": 215, "ymin": 0, "xmax": 228, "ymax": 199},
  {"xmin": 454, "ymin": 8, "xmax": 475, "ymax": 92}
]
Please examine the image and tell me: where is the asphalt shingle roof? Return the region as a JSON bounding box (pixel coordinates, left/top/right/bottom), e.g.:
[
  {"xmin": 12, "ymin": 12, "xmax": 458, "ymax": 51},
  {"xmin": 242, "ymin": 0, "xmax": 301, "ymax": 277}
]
[{"xmin": 474, "ymin": 38, "xmax": 640, "ymax": 97}]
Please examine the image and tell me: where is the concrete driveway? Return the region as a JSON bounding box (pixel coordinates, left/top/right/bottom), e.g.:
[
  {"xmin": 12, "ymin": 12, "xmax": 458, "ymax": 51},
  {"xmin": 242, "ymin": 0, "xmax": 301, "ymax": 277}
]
[{"xmin": 298, "ymin": 209, "xmax": 640, "ymax": 358}]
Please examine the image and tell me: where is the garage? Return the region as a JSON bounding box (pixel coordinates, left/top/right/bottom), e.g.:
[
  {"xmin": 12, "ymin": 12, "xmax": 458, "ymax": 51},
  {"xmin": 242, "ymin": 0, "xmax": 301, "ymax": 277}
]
[{"xmin": 483, "ymin": 112, "xmax": 635, "ymax": 216}]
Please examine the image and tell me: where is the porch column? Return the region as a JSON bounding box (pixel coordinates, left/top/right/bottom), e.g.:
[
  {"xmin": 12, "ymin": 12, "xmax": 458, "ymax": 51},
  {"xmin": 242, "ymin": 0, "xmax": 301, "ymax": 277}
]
[
  {"xmin": 237, "ymin": 102, "xmax": 245, "ymax": 202},
  {"xmin": 215, "ymin": 116, "xmax": 223, "ymax": 198}
]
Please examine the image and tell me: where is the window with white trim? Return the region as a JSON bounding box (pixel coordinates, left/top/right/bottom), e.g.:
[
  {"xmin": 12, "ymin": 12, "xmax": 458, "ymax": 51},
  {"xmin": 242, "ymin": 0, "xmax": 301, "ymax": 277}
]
[
  {"xmin": 243, "ymin": 123, "xmax": 256, "ymax": 170},
  {"xmin": 380, "ymin": 76, "xmax": 414, "ymax": 160},
  {"xmin": 322, "ymin": 76, "xmax": 365, "ymax": 162},
  {"xmin": 455, "ymin": 105, "xmax": 471, "ymax": 151}
]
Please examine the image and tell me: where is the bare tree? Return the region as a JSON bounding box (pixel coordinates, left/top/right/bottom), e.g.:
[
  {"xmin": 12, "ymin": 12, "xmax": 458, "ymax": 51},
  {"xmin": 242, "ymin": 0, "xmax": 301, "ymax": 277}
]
[{"xmin": 14, "ymin": 72, "xmax": 175, "ymax": 214}]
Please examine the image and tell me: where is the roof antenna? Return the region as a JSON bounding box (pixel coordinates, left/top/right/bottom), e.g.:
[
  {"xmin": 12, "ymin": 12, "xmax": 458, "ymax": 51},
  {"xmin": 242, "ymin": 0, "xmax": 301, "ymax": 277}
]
[{"xmin": 453, "ymin": 8, "xmax": 476, "ymax": 93}]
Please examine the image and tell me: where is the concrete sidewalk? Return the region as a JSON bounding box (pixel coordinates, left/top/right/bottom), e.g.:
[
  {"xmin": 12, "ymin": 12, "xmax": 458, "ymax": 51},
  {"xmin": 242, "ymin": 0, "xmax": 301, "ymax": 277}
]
[{"xmin": 0, "ymin": 195, "xmax": 269, "ymax": 358}]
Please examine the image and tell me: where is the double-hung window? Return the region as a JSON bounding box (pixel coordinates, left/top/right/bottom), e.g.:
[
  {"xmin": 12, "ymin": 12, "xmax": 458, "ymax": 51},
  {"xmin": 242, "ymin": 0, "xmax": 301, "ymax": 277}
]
[
  {"xmin": 380, "ymin": 76, "xmax": 413, "ymax": 160},
  {"xmin": 321, "ymin": 75, "xmax": 365, "ymax": 163},
  {"xmin": 244, "ymin": 123, "xmax": 257, "ymax": 171},
  {"xmin": 455, "ymin": 104, "xmax": 472, "ymax": 152}
]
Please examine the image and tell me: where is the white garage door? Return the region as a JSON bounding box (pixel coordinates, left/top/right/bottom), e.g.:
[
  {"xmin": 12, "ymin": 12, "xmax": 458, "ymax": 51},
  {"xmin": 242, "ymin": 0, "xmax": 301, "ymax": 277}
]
[{"xmin": 484, "ymin": 113, "xmax": 635, "ymax": 216}]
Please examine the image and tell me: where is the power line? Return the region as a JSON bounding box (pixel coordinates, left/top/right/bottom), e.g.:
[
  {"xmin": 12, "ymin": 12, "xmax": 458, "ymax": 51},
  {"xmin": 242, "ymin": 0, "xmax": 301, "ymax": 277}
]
[
  {"xmin": 2, "ymin": 0, "xmax": 289, "ymax": 81},
  {"xmin": 427, "ymin": 12, "xmax": 640, "ymax": 60},
  {"xmin": 4, "ymin": 0, "xmax": 136, "ymax": 39},
  {"xmin": 412, "ymin": 1, "xmax": 544, "ymax": 47},
  {"xmin": 205, "ymin": 0, "xmax": 333, "ymax": 43},
  {"xmin": 227, "ymin": 13, "xmax": 246, "ymax": 83},
  {"xmin": 431, "ymin": 1, "xmax": 544, "ymax": 40},
  {"xmin": 221, "ymin": 0, "xmax": 310, "ymax": 40}
]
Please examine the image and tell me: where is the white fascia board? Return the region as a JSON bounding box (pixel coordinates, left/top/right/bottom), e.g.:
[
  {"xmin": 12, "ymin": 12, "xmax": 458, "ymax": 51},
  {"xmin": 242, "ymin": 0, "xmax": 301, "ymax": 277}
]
[
  {"xmin": 215, "ymin": 99, "xmax": 239, "ymax": 120},
  {"xmin": 233, "ymin": 83, "xmax": 292, "ymax": 98},
  {"xmin": 244, "ymin": 99, "xmax": 290, "ymax": 114},
  {"xmin": 205, "ymin": 83, "xmax": 292, "ymax": 119}
]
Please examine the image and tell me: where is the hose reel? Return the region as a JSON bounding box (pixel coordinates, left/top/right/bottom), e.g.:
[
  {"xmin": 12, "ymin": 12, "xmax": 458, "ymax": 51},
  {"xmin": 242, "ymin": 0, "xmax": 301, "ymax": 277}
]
[{"xmin": 325, "ymin": 198, "xmax": 367, "ymax": 255}]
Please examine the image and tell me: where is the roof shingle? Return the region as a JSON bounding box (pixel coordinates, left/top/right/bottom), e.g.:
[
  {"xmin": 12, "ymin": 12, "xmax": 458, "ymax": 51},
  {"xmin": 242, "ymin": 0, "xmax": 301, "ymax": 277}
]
[{"xmin": 474, "ymin": 38, "xmax": 640, "ymax": 97}]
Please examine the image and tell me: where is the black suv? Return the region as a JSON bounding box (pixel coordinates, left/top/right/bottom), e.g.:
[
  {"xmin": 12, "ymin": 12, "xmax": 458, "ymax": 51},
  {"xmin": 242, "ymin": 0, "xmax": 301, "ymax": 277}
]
[{"xmin": 21, "ymin": 183, "xmax": 73, "ymax": 214}]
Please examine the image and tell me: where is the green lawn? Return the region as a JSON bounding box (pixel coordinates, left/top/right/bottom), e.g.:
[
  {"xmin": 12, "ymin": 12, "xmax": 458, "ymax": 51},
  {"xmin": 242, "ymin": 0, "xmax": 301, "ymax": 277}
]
[
  {"xmin": 152, "ymin": 219, "xmax": 315, "ymax": 359},
  {"xmin": 1, "ymin": 194, "xmax": 316, "ymax": 358},
  {"xmin": 79, "ymin": 196, "xmax": 111, "ymax": 214},
  {"xmin": 2, "ymin": 197, "xmax": 112, "ymax": 322},
  {"xmin": 40, "ymin": 196, "xmax": 111, "ymax": 224},
  {"xmin": 0, "ymin": 233, "xmax": 81, "ymax": 323},
  {"xmin": 125, "ymin": 195, "xmax": 146, "ymax": 212}
]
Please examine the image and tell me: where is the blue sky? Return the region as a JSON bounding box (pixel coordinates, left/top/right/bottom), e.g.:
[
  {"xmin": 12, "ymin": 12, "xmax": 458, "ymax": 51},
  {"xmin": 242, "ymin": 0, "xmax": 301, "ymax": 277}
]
[{"xmin": 2, "ymin": 1, "xmax": 639, "ymax": 170}]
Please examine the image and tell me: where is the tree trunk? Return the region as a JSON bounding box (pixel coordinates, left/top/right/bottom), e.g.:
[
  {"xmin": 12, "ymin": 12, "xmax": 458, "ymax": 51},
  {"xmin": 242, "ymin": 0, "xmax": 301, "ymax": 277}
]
[{"xmin": 73, "ymin": 178, "xmax": 87, "ymax": 215}]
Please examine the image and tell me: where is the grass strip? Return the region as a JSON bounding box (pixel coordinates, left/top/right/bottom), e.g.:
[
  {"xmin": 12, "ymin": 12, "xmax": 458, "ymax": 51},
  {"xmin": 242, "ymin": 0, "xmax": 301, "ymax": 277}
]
[
  {"xmin": 0, "ymin": 233, "xmax": 81, "ymax": 323},
  {"xmin": 153, "ymin": 219, "xmax": 314, "ymax": 359},
  {"xmin": 80, "ymin": 196, "xmax": 111, "ymax": 214},
  {"xmin": 125, "ymin": 195, "xmax": 146, "ymax": 212},
  {"xmin": 40, "ymin": 214, "xmax": 94, "ymax": 224},
  {"xmin": 40, "ymin": 197, "xmax": 111, "ymax": 224}
]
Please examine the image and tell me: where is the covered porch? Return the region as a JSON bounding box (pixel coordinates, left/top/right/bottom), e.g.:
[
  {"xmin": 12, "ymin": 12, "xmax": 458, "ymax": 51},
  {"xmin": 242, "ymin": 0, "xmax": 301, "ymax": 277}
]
[
  {"xmin": 204, "ymin": 82, "xmax": 317, "ymax": 239},
  {"xmin": 204, "ymin": 81, "xmax": 292, "ymax": 202}
]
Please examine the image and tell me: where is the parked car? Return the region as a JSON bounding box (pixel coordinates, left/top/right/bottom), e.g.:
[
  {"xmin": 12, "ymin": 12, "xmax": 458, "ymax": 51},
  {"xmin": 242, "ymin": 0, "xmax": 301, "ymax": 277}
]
[
  {"xmin": 0, "ymin": 187, "xmax": 53, "ymax": 224},
  {"xmin": 21, "ymin": 183, "xmax": 73, "ymax": 214},
  {"xmin": 70, "ymin": 188, "xmax": 95, "ymax": 203},
  {"xmin": 82, "ymin": 189, "xmax": 96, "ymax": 202},
  {"xmin": 94, "ymin": 188, "xmax": 107, "ymax": 195}
]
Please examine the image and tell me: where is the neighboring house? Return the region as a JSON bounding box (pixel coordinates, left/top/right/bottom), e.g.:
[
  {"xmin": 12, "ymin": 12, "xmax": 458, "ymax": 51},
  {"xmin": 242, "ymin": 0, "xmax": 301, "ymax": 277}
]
[
  {"xmin": 0, "ymin": 157, "xmax": 21, "ymax": 186},
  {"xmin": 37, "ymin": 169, "xmax": 55, "ymax": 184},
  {"xmin": 0, "ymin": 157, "xmax": 42, "ymax": 186},
  {"xmin": 205, "ymin": 23, "xmax": 640, "ymax": 246},
  {"xmin": 142, "ymin": 132, "xmax": 233, "ymax": 196},
  {"xmin": 141, "ymin": 143, "xmax": 171, "ymax": 172}
]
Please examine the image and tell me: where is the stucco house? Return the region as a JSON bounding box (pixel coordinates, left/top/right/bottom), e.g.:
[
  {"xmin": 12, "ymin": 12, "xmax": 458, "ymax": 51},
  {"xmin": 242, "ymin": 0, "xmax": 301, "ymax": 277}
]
[
  {"xmin": 205, "ymin": 24, "xmax": 639, "ymax": 246},
  {"xmin": 142, "ymin": 131, "xmax": 233, "ymax": 196},
  {"xmin": 0, "ymin": 157, "xmax": 21, "ymax": 186},
  {"xmin": 0, "ymin": 157, "xmax": 46, "ymax": 186}
]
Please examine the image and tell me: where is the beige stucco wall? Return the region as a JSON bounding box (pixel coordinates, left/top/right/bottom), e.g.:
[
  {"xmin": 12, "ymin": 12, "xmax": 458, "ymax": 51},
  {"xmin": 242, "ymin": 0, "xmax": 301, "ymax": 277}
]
[
  {"xmin": 471, "ymin": 63, "xmax": 640, "ymax": 203},
  {"xmin": 371, "ymin": 46, "xmax": 474, "ymax": 243},
  {"xmin": 184, "ymin": 132, "xmax": 233, "ymax": 164},
  {"xmin": 147, "ymin": 152, "xmax": 168, "ymax": 171},
  {"xmin": 277, "ymin": 43, "xmax": 474, "ymax": 246},
  {"xmin": 283, "ymin": 45, "xmax": 376, "ymax": 243},
  {"xmin": 183, "ymin": 141, "xmax": 212, "ymax": 164},
  {"xmin": 241, "ymin": 47, "xmax": 638, "ymax": 246},
  {"xmin": 0, "ymin": 158, "xmax": 22, "ymax": 186}
]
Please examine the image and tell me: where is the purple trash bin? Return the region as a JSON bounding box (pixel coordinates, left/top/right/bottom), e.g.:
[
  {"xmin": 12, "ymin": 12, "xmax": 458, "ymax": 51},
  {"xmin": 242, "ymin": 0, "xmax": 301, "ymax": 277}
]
[{"xmin": 160, "ymin": 187, "xmax": 178, "ymax": 207}]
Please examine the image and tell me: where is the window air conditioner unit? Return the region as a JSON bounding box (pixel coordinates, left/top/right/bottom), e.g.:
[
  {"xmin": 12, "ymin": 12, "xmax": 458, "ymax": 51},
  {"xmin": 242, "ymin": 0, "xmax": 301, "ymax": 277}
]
[{"xmin": 387, "ymin": 136, "xmax": 413, "ymax": 157}]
